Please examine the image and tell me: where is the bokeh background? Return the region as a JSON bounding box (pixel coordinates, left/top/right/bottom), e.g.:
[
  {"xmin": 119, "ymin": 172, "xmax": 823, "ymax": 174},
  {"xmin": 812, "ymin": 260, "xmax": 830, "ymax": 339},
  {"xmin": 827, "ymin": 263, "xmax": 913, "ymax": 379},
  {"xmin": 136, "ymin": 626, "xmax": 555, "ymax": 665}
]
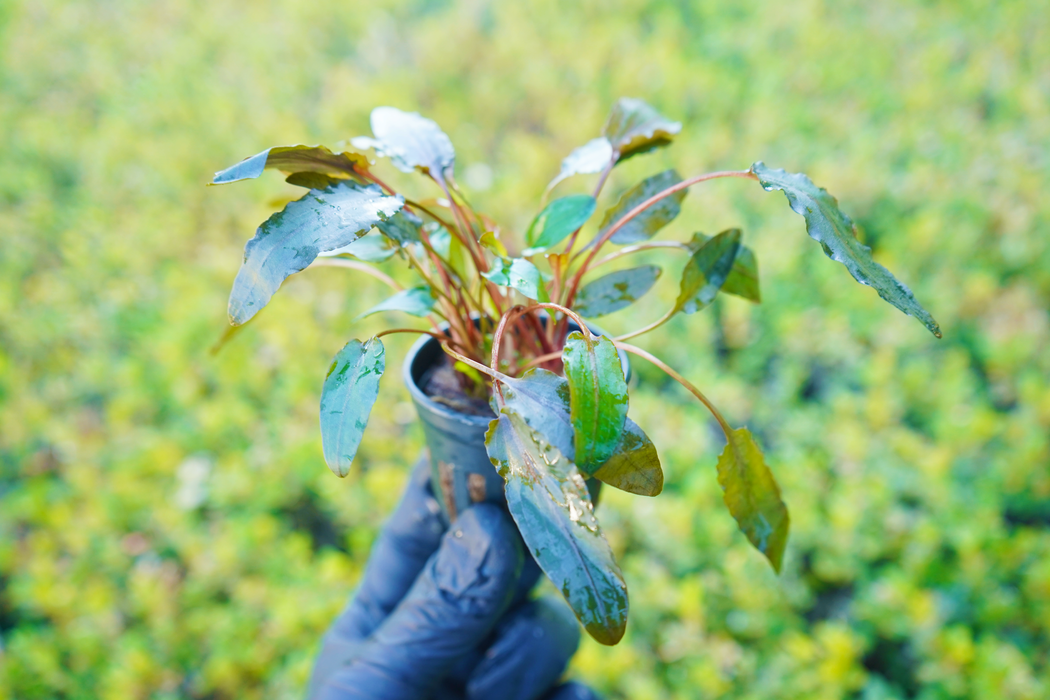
[{"xmin": 2, "ymin": 0, "xmax": 1048, "ymax": 698}]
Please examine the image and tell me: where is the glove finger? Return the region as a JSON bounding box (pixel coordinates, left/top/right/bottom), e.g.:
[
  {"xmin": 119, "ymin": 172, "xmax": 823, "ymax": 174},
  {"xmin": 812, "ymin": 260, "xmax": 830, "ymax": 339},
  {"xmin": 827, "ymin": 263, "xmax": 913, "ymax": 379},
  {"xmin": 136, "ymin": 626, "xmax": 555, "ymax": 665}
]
[
  {"xmin": 466, "ymin": 597, "xmax": 581, "ymax": 700},
  {"xmin": 316, "ymin": 503, "xmax": 523, "ymax": 700},
  {"xmin": 309, "ymin": 458, "xmax": 445, "ymax": 696}
]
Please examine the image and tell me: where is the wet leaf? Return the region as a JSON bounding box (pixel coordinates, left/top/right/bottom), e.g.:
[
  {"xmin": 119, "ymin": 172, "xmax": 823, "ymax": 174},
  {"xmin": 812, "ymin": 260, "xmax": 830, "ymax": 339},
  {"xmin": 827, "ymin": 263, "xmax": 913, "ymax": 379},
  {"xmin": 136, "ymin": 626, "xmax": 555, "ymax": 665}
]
[
  {"xmin": 479, "ymin": 231, "xmax": 508, "ymax": 258},
  {"xmin": 485, "ymin": 408, "xmax": 628, "ymax": 645},
  {"xmin": 563, "ymin": 332, "xmax": 628, "ymax": 473},
  {"xmin": 320, "ymin": 338, "xmax": 386, "ymax": 478},
  {"xmin": 599, "ymin": 170, "xmax": 686, "ymax": 245},
  {"xmin": 592, "ymin": 419, "xmax": 662, "ymax": 496},
  {"xmin": 751, "ymin": 162, "xmax": 941, "ymax": 337},
  {"xmin": 674, "ymin": 228, "xmax": 741, "ymax": 315},
  {"xmin": 603, "ymin": 98, "xmax": 682, "ymax": 162},
  {"xmin": 498, "ymin": 369, "xmax": 661, "ymax": 493},
  {"xmin": 524, "ymin": 195, "xmax": 597, "ymax": 255},
  {"xmin": 376, "ymin": 209, "xmax": 423, "ymax": 245},
  {"xmin": 482, "ymin": 258, "xmax": 549, "ymax": 301},
  {"xmin": 574, "ymin": 265, "xmax": 662, "ymax": 318},
  {"xmin": 716, "ymin": 427, "xmax": 790, "ymax": 572},
  {"xmin": 356, "ymin": 287, "xmax": 435, "ymax": 320},
  {"xmin": 212, "ymin": 144, "xmax": 367, "ymax": 185},
  {"xmin": 687, "ymin": 232, "xmax": 760, "ymax": 302},
  {"xmin": 227, "ymin": 183, "xmax": 404, "ymax": 325},
  {"xmin": 319, "ymin": 232, "xmax": 397, "ymax": 262},
  {"xmin": 352, "ymin": 107, "xmax": 456, "ymax": 182},
  {"xmin": 546, "ymin": 137, "xmax": 614, "ymax": 192}
]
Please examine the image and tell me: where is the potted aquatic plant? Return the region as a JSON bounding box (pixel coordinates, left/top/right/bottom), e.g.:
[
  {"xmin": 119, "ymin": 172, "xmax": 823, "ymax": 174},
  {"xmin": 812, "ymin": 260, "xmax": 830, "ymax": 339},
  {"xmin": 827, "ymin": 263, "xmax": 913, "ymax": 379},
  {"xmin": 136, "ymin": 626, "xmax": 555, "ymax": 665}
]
[{"xmin": 210, "ymin": 98, "xmax": 940, "ymax": 645}]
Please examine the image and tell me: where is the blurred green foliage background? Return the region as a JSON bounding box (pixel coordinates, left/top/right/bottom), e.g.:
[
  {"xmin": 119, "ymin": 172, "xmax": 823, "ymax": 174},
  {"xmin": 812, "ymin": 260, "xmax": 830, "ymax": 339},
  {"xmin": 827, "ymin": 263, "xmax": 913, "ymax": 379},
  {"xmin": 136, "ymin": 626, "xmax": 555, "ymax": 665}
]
[{"xmin": 1, "ymin": 0, "xmax": 1048, "ymax": 698}]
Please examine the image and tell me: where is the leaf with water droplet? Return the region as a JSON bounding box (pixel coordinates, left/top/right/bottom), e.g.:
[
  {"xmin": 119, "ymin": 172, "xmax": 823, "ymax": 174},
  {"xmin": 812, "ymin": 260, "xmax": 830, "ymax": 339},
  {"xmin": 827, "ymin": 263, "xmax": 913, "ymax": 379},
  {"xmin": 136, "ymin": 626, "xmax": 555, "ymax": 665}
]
[
  {"xmin": 320, "ymin": 338, "xmax": 386, "ymax": 478},
  {"xmin": 716, "ymin": 427, "xmax": 789, "ymax": 572},
  {"xmin": 212, "ymin": 144, "xmax": 368, "ymax": 185},
  {"xmin": 482, "ymin": 258, "xmax": 549, "ymax": 301},
  {"xmin": 227, "ymin": 182, "xmax": 404, "ymax": 325},
  {"xmin": 563, "ymin": 332, "xmax": 628, "ymax": 473},
  {"xmin": 599, "ymin": 170, "xmax": 687, "ymax": 245},
  {"xmin": 674, "ymin": 228, "xmax": 741, "ymax": 315},
  {"xmin": 376, "ymin": 209, "xmax": 423, "ymax": 245},
  {"xmin": 485, "ymin": 408, "xmax": 628, "ymax": 645},
  {"xmin": 574, "ymin": 265, "xmax": 662, "ymax": 318},
  {"xmin": 750, "ymin": 162, "xmax": 940, "ymax": 337}
]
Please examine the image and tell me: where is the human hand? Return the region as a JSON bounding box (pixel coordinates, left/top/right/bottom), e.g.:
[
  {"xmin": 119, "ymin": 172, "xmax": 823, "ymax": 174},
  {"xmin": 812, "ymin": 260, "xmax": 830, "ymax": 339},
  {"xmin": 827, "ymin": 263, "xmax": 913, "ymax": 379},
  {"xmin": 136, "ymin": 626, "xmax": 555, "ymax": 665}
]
[{"xmin": 307, "ymin": 459, "xmax": 601, "ymax": 700}]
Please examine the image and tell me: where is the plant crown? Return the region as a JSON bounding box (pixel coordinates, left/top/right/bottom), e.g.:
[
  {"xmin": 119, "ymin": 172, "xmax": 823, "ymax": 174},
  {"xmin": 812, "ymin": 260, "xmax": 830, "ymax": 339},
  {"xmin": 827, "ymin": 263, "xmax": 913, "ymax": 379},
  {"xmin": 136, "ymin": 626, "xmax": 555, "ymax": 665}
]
[{"xmin": 212, "ymin": 98, "xmax": 940, "ymax": 645}]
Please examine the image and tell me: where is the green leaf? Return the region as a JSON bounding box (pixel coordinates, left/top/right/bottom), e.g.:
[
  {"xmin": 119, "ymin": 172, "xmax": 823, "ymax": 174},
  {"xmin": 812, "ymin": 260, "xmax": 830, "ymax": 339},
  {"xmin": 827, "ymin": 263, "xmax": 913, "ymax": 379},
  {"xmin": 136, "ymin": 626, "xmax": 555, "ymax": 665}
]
[
  {"xmin": 562, "ymin": 332, "xmax": 629, "ymax": 473},
  {"xmin": 285, "ymin": 171, "xmax": 343, "ymax": 190},
  {"xmin": 479, "ymin": 231, "xmax": 509, "ymax": 258},
  {"xmin": 574, "ymin": 265, "xmax": 662, "ymax": 318},
  {"xmin": 356, "ymin": 287, "xmax": 435, "ymax": 320},
  {"xmin": 212, "ymin": 144, "xmax": 367, "ymax": 185},
  {"xmin": 603, "ymin": 98, "xmax": 682, "ymax": 162},
  {"xmin": 546, "ymin": 137, "xmax": 614, "ymax": 192},
  {"xmin": 599, "ymin": 170, "xmax": 687, "ymax": 245},
  {"xmin": 320, "ymin": 338, "xmax": 386, "ymax": 478},
  {"xmin": 498, "ymin": 368, "xmax": 662, "ymax": 494},
  {"xmin": 750, "ymin": 162, "xmax": 941, "ymax": 338},
  {"xmin": 716, "ymin": 427, "xmax": 790, "ymax": 573},
  {"xmin": 591, "ymin": 418, "xmax": 663, "ymax": 497},
  {"xmin": 687, "ymin": 232, "xmax": 760, "ymax": 303},
  {"xmin": 228, "ymin": 183, "xmax": 404, "ymax": 325},
  {"xmin": 319, "ymin": 233, "xmax": 397, "ymax": 262},
  {"xmin": 376, "ymin": 209, "xmax": 423, "ymax": 245},
  {"xmin": 674, "ymin": 228, "xmax": 741, "ymax": 315},
  {"xmin": 482, "ymin": 258, "xmax": 549, "ymax": 301},
  {"xmin": 485, "ymin": 408, "xmax": 628, "ymax": 645},
  {"xmin": 524, "ymin": 195, "xmax": 597, "ymax": 255},
  {"xmin": 352, "ymin": 107, "xmax": 456, "ymax": 182}
]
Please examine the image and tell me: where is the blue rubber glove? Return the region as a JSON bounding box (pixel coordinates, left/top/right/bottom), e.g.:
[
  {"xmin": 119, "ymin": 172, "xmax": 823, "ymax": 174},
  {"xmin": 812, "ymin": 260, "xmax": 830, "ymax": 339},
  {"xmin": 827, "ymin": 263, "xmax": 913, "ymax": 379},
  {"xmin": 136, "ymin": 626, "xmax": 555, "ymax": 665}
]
[{"xmin": 308, "ymin": 459, "xmax": 601, "ymax": 700}]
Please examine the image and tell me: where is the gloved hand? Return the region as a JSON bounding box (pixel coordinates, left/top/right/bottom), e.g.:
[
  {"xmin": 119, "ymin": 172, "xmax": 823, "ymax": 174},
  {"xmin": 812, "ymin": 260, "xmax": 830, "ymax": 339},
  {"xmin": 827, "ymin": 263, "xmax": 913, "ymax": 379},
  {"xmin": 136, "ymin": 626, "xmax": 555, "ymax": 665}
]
[{"xmin": 308, "ymin": 459, "xmax": 601, "ymax": 700}]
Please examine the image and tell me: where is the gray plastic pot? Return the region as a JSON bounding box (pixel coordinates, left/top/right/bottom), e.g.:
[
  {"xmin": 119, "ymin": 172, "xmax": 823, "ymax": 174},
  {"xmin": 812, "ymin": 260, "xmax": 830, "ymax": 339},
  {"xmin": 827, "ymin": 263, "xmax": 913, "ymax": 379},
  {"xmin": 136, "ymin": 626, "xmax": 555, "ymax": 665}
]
[{"xmin": 403, "ymin": 322, "xmax": 630, "ymax": 523}]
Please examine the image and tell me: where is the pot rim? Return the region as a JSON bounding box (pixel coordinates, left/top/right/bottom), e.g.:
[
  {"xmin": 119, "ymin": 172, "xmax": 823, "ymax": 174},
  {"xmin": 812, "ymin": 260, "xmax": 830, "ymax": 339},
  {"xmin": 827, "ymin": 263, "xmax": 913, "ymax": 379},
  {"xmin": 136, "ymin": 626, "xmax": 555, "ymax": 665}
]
[{"xmin": 402, "ymin": 320, "xmax": 631, "ymax": 428}]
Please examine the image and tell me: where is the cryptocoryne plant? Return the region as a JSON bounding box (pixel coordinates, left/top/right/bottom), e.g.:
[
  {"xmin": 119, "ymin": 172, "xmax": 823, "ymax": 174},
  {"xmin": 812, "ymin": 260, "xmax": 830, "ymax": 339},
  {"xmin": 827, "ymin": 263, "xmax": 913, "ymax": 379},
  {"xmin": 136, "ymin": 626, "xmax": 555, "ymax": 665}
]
[{"xmin": 212, "ymin": 98, "xmax": 940, "ymax": 645}]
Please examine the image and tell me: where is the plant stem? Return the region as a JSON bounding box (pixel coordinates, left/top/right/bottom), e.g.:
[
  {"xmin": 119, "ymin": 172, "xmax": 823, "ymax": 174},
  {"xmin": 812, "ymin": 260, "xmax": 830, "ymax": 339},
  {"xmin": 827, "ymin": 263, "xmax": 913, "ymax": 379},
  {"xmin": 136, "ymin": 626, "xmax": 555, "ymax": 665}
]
[
  {"xmin": 613, "ymin": 306, "xmax": 677, "ymax": 342},
  {"xmin": 491, "ymin": 303, "xmax": 590, "ymax": 372},
  {"xmin": 308, "ymin": 258, "xmax": 404, "ymax": 291},
  {"xmin": 441, "ymin": 343, "xmax": 513, "ymax": 384},
  {"xmin": 613, "ymin": 341, "xmax": 733, "ymax": 439},
  {"xmin": 562, "ymin": 155, "xmax": 616, "ymax": 254},
  {"xmin": 590, "ymin": 241, "xmax": 691, "ymax": 269},
  {"xmin": 564, "ymin": 170, "xmax": 757, "ymax": 308}
]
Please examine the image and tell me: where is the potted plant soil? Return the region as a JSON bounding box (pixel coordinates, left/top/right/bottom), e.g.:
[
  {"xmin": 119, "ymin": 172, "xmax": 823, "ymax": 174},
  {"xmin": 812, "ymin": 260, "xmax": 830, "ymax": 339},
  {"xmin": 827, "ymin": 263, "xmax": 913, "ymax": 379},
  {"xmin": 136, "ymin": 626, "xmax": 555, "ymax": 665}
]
[{"xmin": 211, "ymin": 98, "xmax": 940, "ymax": 645}]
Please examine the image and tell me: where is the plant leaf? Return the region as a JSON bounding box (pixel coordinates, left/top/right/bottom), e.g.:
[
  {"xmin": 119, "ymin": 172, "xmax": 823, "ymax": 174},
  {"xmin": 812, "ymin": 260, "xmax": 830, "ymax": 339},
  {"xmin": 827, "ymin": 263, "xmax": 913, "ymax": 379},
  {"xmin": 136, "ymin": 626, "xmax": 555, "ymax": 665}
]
[
  {"xmin": 603, "ymin": 98, "xmax": 682, "ymax": 162},
  {"xmin": 674, "ymin": 228, "xmax": 741, "ymax": 315},
  {"xmin": 485, "ymin": 408, "xmax": 628, "ymax": 645},
  {"xmin": 546, "ymin": 137, "xmax": 614, "ymax": 192},
  {"xmin": 212, "ymin": 145, "xmax": 367, "ymax": 185},
  {"xmin": 356, "ymin": 287, "xmax": 435, "ymax": 320},
  {"xmin": 376, "ymin": 209, "xmax": 423, "ymax": 245},
  {"xmin": 498, "ymin": 368, "xmax": 661, "ymax": 494},
  {"xmin": 574, "ymin": 265, "xmax": 662, "ymax": 318},
  {"xmin": 285, "ymin": 172, "xmax": 343, "ymax": 190},
  {"xmin": 228, "ymin": 183, "xmax": 404, "ymax": 325},
  {"xmin": 592, "ymin": 419, "xmax": 662, "ymax": 496},
  {"xmin": 524, "ymin": 195, "xmax": 597, "ymax": 255},
  {"xmin": 482, "ymin": 258, "xmax": 549, "ymax": 301},
  {"xmin": 352, "ymin": 107, "xmax": 456, "ymax": 182},
  {"xmin": 479, "ymin": 231, "xmax": 509, "ymax": 258},
  {"xmin": 319, "ymin": 232, "xmax": 397, "ymax": 262},
  {"xmin": 562, "ymin": 332, "xmax": 629, "ymax": 473},
  {"xmin": 716, "ymin": 427, "xmax": 790, "ymax": 572},
  {"xmin": 320, "ymin": 338, "xmax": 386, "ymax": 478},
  {"xmin": 687, "ymin": 232, "xmax": 760, "ymax": 302},
  {"xmin": 599, "ymin": 170, "xmax": 687, "ymax": 245},
  {"xmin": 750, "ymin": 162, "xmax": 941, "ymax": 338}
]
